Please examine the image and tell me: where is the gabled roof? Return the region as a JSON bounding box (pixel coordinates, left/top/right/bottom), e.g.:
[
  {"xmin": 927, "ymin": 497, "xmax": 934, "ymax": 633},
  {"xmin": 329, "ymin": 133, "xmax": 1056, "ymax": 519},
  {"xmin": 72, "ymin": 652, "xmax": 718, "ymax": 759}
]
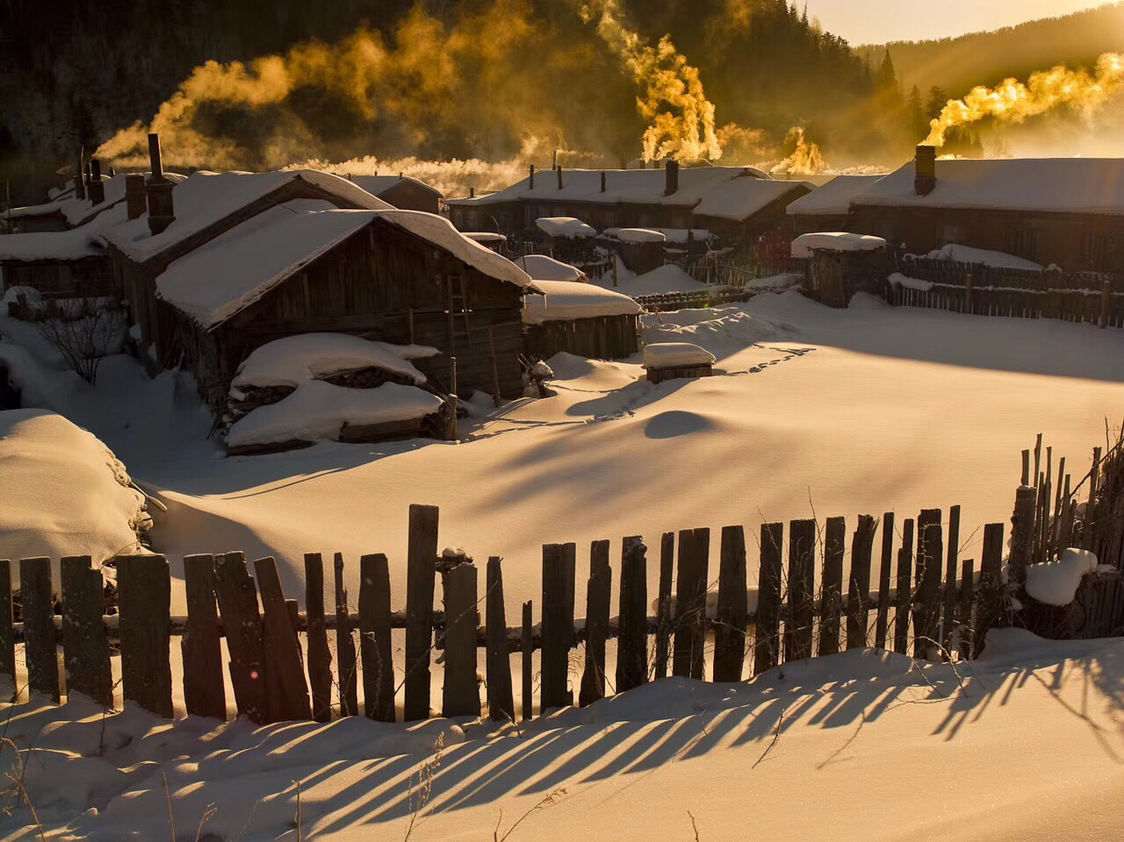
[
  {"xmin": 101, "ymin": 170, "xmax": 392, "ymax": 264},
  {"xmin": 447, "ymin": 166, "xmax": 772, "ymax": 210},
  {"xmin": 786, "ymin": 175, "xmax": 884, "ymax": 216},
  {"xmin": 692, "ymin": 177, "xmax": 812, "ymax": 222},
  {"xmin": 347, "ymin": 175, "xmax": 443, "ymax": 200},
  {"xmin": 852, "ymin": 158, "xmax": 1124, "ymax": 216},
  {"xmin": 0, "ymin": 201, "xmax": 131, "ymax": 263},
  {"xmin": 7, "ymin": 173, "xmax": 184, "ymax": 228},
  {"xmin": 156, "ymin": 205, "xmax": 538, "ymax": 330}
]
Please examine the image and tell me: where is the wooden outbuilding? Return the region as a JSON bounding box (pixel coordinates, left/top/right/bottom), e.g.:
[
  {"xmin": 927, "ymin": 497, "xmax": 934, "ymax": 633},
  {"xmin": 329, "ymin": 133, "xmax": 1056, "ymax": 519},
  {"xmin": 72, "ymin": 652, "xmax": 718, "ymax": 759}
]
[
  {"xmin": 522, "ymin": 281, "xmax": 641, "ymax": 360},
  {"xmin": 791, "ymin": 232, "xmax": 889, "ymax": 308}
]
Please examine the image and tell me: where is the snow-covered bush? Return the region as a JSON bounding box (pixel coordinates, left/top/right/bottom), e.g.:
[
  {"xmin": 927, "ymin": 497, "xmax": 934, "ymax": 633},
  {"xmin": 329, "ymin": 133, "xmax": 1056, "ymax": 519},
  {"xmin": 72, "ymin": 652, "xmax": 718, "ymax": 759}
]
[{"xmin": 32, "ymin": 298, "xmax": 127, "ymax": 384}]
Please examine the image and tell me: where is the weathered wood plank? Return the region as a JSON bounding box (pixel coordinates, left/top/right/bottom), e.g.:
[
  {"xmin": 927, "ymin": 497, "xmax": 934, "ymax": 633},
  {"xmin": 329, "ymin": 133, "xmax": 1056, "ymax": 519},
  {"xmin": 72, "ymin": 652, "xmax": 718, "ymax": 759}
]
[
  {"xmin": 873, "ymin": 513, "xmax": 895, "ymax": 648},
  {"xmin": 182, "ymin": 554, "xmax": 226, "ymax": 720},
  {"xmin": 713, "ymin": 526, "xmax": 748, "ymax": 682},
  {"xmin": 116, "ymin": 555, "xmax": 172, "ymax": 717},
  {"xmin": 785, "ymin": 520, "xmax": 817, "ymax": 663},
  {"xmin": 819, "ymin": 517, "xmax": 846, "ymax": 657},
  {"xmin": 485, "ymin": 557, "xmax": 515, "ymax": 722},
  {"xmin": 0, "ymin": 560, "xmax": 14, "ymax": 700},
  {"xmin": 617, "ymin": 536, "xmax": 648, "ymax": 692},
  {"xmin": 334, "ymin": 552, "xmax": 359, "ymax": 718},
  {"xmin": 442, "ymin": 560, "xmax": 480, "ymax": 717},
  {"xmin": 358, "ymin": 553, "xmax": 395, "ymax": 722},
  {"xmin": 1009, "ymin": 486, "xmax": 1037, "ymax": 587},
  {"xmin": 213, "ymin": 552, "xmax": 267, "ymax": 724},
  {"xmin": 942, "ymin": 506, "xmax": 961, "ymax": 655},
  {"xmin": 580, "ymin": 541, "xmax": 611, "ymax": 706},
  {"xmin": 541, "ymin": 543, "xmax": 576, "ymax": 711},
  {"xmin": 754, "ymin": 523, "xmax": 784, "ymax": 675},
  {"xmin": 61, "ymin": 556, "xmax": 112, "ymax": 707},
  {"xmin": 975, "ymin": 523, "xmax": 1006, "ymax": 656},
  {"xmin": 914, "ymin": 509, "xmax": 944, "ymax": 661},
  {"xmin": 673, "ymin": 528, "xmax": 710, "ymax": 679},
  {"xmin": 255, "ymin": 557, "xmax": 312, "ymax": 722},
  {"xmin": 20, "ymin": 558, "xmax": 58, "ymax": 703},
  {"xmin": 521, "ymin": 600, "xmax": 533, "ymax": 721},
  {"xmin": 304, "ymin": 553, "xmax": 333, "ymax": 723},
  {"xmin": 958, "ymin": 559, "xmax": 975, "ymax": 660},
  {"xmin": 893, "ymin": 519, "xmax": 915, "ymax": 655},
  {"xmin": 846, "ymin": 515, "xmax": 876, "ymax": 650},
  {"xmin": 404, "ymin": 504, "xmax": 440, "ymax": 722},
  {"xmin": 653, "ymin": 532, "xmax": 674, "ymax": 680}
]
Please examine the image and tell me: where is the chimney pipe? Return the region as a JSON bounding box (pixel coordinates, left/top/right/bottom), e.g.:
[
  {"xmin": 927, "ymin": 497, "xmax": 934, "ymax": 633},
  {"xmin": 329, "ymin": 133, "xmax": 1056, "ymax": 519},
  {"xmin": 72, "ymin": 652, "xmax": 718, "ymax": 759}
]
[
  {"xmin": 469, "ymin": 187, "xmax": 475, "ymax": 199},
  {"xmin": 88, "ymin": 159, "xmax": 105, "ymax": 205},
  {"xmin": 552, "ymin": 149, "xmax": 558, "ymax": 170},
  {"xmin": 914, "ymin": 145, "xmax": 937, "ymax": 197},
  {"xmin": 600, "ymin": 172, "xmax": 606, "ymax": 193},
  {"xmin": 556, "ymin": 166, "xmax": 563, "ymax": 190},
  {"xmin": 664, "ymin": 159, "xmax": 680, "ymax": 196},
  {"xmin": 528, "ymin": 164, "xmax": 535, "ymax": 190},
  {"xmin": 125, "ymin": 174, "xmax": 147, "ymax": 220},
  {"xmin": 145, "ymin": 132, "xmax": 175, "ymax": 236},
  {"xmin": 75, "ymin": 149, "xmax": 86, "ymax": 201}
]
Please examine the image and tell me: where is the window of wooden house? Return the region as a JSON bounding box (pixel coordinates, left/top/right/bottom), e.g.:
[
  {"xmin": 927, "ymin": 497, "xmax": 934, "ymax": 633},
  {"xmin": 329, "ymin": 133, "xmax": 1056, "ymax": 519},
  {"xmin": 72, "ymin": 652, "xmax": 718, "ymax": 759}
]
[{"xmin": 1009, "ymin": 228, "xmax": 1039, "ymax": 261}]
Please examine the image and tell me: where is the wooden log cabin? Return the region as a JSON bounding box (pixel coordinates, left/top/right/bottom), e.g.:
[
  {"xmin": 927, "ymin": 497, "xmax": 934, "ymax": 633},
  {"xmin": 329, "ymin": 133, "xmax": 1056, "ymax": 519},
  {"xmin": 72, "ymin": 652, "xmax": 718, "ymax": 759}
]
[{"xmin": 103, "ymin": 144, "xmax": 536, "ymax": 412}]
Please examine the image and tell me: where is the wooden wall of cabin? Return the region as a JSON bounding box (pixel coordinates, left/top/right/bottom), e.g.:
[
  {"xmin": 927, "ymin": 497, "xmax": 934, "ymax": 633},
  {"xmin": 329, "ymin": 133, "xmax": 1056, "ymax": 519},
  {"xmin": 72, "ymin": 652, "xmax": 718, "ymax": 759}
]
[
  {"xmin": 1, "ymin": 257, "xmax": 113, "ymax": 297},
  {"xmin": 216, "ymin": 221, "xmax": 527, "ymax": 398},
  {"xmin": 378, "ymin": 182, "xmax": 441, "ymax": 215}
]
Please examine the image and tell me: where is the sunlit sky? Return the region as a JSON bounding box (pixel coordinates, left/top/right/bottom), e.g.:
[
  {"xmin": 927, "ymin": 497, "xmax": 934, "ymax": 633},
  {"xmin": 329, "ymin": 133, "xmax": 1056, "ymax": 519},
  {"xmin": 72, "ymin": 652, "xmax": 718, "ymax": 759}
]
[{"xmin": 807, "ymin": 0, "xmax": 1116, "ymax": 45}]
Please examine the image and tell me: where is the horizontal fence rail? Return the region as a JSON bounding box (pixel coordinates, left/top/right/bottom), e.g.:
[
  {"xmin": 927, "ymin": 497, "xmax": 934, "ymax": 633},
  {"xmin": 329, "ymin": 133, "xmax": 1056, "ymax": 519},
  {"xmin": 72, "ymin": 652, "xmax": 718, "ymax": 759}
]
[{"xmin": 3, "ymin": 436, "xmax": 1123, "ymax": 725}]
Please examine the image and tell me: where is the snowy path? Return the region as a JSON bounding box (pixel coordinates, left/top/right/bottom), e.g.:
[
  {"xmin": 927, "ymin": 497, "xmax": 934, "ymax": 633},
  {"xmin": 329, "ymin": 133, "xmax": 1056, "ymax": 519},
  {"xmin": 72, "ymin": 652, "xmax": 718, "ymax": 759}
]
[{"xmin": 2, "ymin": 630, "xmax": 1122, "ymax": 840}]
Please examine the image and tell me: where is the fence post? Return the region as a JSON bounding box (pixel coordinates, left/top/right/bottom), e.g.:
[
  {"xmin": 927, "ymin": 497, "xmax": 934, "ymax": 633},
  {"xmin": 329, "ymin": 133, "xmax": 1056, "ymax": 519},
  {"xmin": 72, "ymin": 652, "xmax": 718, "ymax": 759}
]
[
  {"xmin": 958, "ymin": 559, "xmax": 975, "ymax": 660},
  {"xmin": 975, "ymin": 523, "xmax": 1006, "ymax": 655},
  {"xmin": 116, "ymin": 555, "xmax": 173, "ymax": 717},
  {"xmin": 303, "ymin": 553, "xmax": 332, "ymax": 723},
  {"xmin": 541, "ymin": 543, "xmax": 576, "ymax": 711},
  {"xmin": 254, "ymin": 557, "xmax": 311, "ymax": 722},
  {"xmin": 1101, "ymin": 279, "xmax": 1112, "ymax": 328},
  {"xmin": 754, "ymin": 523, "xmax": 784, "ymax": 675},
  {"xmin": 334, "ymin": 552, "xmax": 359, "ymax": 718},
  {"xmin": 617, "ymin": 536, "xmax": 649, "ymax": 692},
  {"xmin": 441, "ymin": 557, "xmax": 480, "ymax": 718},
  {"xmin": 785, "ymin": 520, "xmax": 817, "ymax": 663},
  {"xmin": 818, "ymin": 518, "xmax": 845, "ymax": 656},
  {"xmin": 485, "ymin": 557, "xmax": 515, "ymax": 722},
  {"xmin": 19, "ymin": 558, "xmax": 59, "ymax": 703},
  {"xmin": 181, "ymin": 554, "xmax": 226, "ymax": 721},
  {"xmin": 673, "ymin": 528, "xmax": 710, "ymax": 679},
  {"xmin": 893, "ymin": 519, "xmax": 915, "ymax": 655},
  {"xmin": 964, "ymin": 273, "xmax": 973, "ymax": 314},
  {"xmin": 405, "ymin": 504, "xmax": 440, "ymax": 722},
  {"xmin": 60, "ymin": 556, "xmax": 112, "ymax": 707},
  {"xmin": 942, "ymin": 506, "xmax": 961, "ymax": 655},
  {"xmin": 713, "ymin": 526, "xmax": 747, "ymax": 682},
  {"xmin": 846, "ymin": 515, "xmax": 876, "ymax": 650},
  {"xmin": 579, "ymin": 541, "xmax": 611, "ymax": 706},
  {"xmin": 873, "ymin": 512, "xmax": 895, "ymax": 649},
  {"xmin": 914, "ymin": 511, "xmax": 944, "ymax": 661},
  {"xmin": 359, "ymin": 553, "xmax": 395, "ymax": 722},
  {"xmin": 1010, "ymin": 486, "xmax": 1037, "ymax": 589},
  {"xmin": 653, "ymin": 532, "xmax": 675, "ymax": 680},
  {"xmin": 0, "ymin": 560, "xmax": 14, "ymax": 701},
  {"xmin": 521, "ymin": 600, "xmax": 533, "ymax": 720},
  {"xmin": 213, "ymin": 551, "xmax": 267, "ymax": 724}
]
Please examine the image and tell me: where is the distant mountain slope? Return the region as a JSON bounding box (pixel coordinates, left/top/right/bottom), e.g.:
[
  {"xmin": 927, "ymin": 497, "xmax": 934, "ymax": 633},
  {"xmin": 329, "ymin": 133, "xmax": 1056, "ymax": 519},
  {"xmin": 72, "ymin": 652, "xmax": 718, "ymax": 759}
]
[{"xmin": 857, "ymin": 3, "xmax": 1124, "ymax": 96}]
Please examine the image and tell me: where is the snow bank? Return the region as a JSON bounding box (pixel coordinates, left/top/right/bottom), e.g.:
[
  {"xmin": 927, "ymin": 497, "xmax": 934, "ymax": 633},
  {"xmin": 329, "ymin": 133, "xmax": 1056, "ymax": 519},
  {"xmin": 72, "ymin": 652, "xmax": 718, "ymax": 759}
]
[
  {"xmin": 595, "ymin": 260, "xmax": 708, "ymax": 297},
  {"xmin": 1025, "ymin": 548, "xmax": 1099, "ymax": 607},
  {"xmin": 888, "ymin": 272, "xmax": 934, "ymax": 292},
  {"xmin": 232, "ymin": 334, "xmax": 437, "ymax": 390},
  {"xmin": 0, "ymin": 285, "xmax": 42, "ymax": 309},
  {"xmin": 523, "ymin": 281, "xmax": 643, "ymax": 325},
  {"xmin": 926, "ymin": 243, "xmax": 1044, "ymax": 272},
  {"xmin": 226, "ymin": 380, "xmax": 444, "ymax": 448},
  {"xmin": 643, "ymin": 342, "xmax": 716, "ymax": 368},
  {"xmin": 615, "ymin": 228, "xmax": 667, "ymax": 244},
  {"xmin": 791, "ymin": 232, "xmax": 887, "ymax": 258},
  {"xmin": 516, "ymin": 254, "xmax": 586, "ymax": 282},
  {"xmin": 536, "ymin": 217, "xmax": 596, "ymax": 239},
  {"xmin": 0, "ymin": 409, "xmax": 147, "ymax": 565}
]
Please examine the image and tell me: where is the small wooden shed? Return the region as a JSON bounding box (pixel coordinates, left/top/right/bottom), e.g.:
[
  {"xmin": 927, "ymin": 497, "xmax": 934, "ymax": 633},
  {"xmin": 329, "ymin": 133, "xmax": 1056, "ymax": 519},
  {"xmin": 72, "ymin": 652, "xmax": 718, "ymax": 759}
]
[
  {"xmin": 791, "ymin": 232, "xmax": 888, "ymax": 308},
  {"xmin": 523, "ymin": 281, "xmax": 642, "ymax": 360}
]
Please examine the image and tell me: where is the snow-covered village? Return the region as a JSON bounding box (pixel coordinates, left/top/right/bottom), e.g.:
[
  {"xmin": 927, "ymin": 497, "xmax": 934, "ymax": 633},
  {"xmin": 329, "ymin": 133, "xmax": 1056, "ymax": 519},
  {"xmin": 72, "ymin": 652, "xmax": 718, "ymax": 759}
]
[{"xmin": 0, "ymin": 0, "xmax": 1123, "ymax": 839}]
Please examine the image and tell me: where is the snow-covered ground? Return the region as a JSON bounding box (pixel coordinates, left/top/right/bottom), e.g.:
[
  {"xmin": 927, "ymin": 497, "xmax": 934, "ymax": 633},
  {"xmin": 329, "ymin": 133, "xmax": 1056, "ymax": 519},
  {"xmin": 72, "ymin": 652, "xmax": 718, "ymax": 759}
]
[{"xmin": 3, "ymin": 629, "xmax": 1124, "ymax": 840}]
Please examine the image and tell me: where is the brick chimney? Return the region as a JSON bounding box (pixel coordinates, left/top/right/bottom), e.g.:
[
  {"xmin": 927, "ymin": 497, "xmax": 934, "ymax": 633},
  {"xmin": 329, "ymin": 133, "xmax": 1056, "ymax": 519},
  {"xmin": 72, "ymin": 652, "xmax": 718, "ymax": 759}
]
[
  {"xmin": 87, "ymin": 159, "xmax": 106, "ymax": 205},
  {"xmin": 664, "ymin": 159, "xmax": 680, "ymax": 196},
  {"xmin": 914, "ymin": 145, "xmax": 937, "ymax": 196},
  {"xmin": 145, "ymin": 133, "xmax": 175, "ymax": 236},
  {"xmin": 75, "ymin": 149, "xmax": 86, "ymax": 201},
  {"xmin": 125, "ymin": 174, "xmax": 147, "ymax": 220},
  {"xmin": 528, "ymin": 164, "xmax": 535, "ymax": 189}
]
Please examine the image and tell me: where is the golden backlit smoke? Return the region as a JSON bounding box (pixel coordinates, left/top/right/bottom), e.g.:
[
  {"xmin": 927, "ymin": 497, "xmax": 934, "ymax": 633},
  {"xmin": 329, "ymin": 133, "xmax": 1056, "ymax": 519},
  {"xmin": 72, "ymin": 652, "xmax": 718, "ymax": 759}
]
[
  {"xmin": 580, "ymin": 0, "xmax": 723, "ymax": 161},
  {"xmin": 926, "ymin": 53, "xmax": 1124, "ymax": 147},
  {"xmin": 768, "ymin": 127, "xmax": 827, "ymax": 175}
]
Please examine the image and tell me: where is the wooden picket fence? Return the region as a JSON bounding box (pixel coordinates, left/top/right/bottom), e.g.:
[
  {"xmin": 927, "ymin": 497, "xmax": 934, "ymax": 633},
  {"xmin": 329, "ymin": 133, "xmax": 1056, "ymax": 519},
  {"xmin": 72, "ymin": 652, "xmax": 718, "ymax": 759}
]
[{"xmin": 4, "ymin": 437, "xmax": 1123, "ymax": 725}]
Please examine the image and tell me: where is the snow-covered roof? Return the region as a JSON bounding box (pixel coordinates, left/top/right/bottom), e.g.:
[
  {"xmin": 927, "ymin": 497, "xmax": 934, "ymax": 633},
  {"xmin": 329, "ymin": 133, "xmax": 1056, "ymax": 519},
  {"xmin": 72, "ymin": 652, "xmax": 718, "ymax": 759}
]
[
  {"xmin": 226, "ymin": 380, "xmax": 444, "ymax": 449},
  {"xmin": 852, "ymin": 157, "xmax": 1124, "ymax": 216},
  {"xmin": 786, "ymin": 175, "xmax": 884, "ymax": 216},
  {"xmin": 536, "ymin": 217, "xmax": 597, "ymax": 239},
  {"xmin": 8, "ymin": 173, "xmax": 187, "ymax": 228},
  {"xmin": 157, "ymin": 204, "xmax": 538, "ymax": 329},
  {"xmin": 791, "ymin": 232, "xmax": 887, "ymax": 258},
  {"xmin": 924, "ymin": 243, "xmax": 1043, "ymax": 272},
  {"xmin": 692, "ymin": 177, "xmax": 812, "ymax": 222},
  {"xmin": 523, "ymin": 280, "xmax": 643, "ymax": 324},
  {"xmin": 447, "ymin": 166, "xmax": 772, "ymax": 209},
  {"xmin": 643, "ymin": 342, "xmax": 716, "ymax": 368},
  {"xmin": 346, "ymin": 174, "xmax": 442, "ymax": 199},
  {"xmin": 0, "ymin": 227, "xmax": 105, "ymax": 262},
  {"xmin": 232, "ymin": 334, "xmax": 438, "ymax": 390},
  {"xmin": 616, "ymin": 228, "xmax": 667, "ymax": 244},
  {"xmin": 463, "ymin": 232, "xmax": 507, "ymax": 244},
  {"xmin": 515, "ymin": 254, "xmax": 586, "ymax": 282},
  {"xmin": 102, "ymin": 170, "xmax": 393, "ymax": 264}
]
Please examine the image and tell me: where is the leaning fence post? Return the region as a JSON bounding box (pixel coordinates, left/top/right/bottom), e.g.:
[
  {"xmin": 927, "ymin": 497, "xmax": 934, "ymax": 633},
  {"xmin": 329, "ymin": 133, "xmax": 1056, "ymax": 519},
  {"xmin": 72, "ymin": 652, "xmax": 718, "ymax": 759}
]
[
  {"xmin": 958, "ymin": 559, "xmax": 976, "ymax": 660},
  {"xmin": 304, "ymin": 553, "xmax": 333, "ymax": 723},
  {"xmin": 653, "ymin": 532, "xmax": 674, "ymax": 680},
  {"xmin": 1010, "ymin": 486, "xmax": 1037, "ymax": 589},
  {"xmin": 116, "ymin": 555, "xmax": 173, "ymax": 717},
  {"xmin": 541, "ymin": 544, "xmax": 576, "ymax": 711},
  {"xmin": 61, "ymin": 556, "xmax": 112, "ymax": 707},
  {"xmin": 521, "ymin": 600, "xmax": 533, "ymax": 720},
  {"xmin": 713, "ymin": 526, "xmax": 748, "ymax": 682},
  {"xmin": 20, "ymin": 558, "xmax": 59, "ymax": 703},
  {"xmin": 255, "ymin": 557, "xmax": 312, "ymax": 722},
  {"xmin": 914, "ymin": 510, "xmax": 944, "ymax": 661},
  {"xmin": 580, "ymin": 541, "xmax": 611, "ymax": 706},
  {"xmin": 405, "ymin": 504, "xmax": 440, "ymax": 722},
  {"xmin": 333, "ymin": 553, "xmax": 359, "ymax": 717},
  {"xmin": 213, "ymin": 551, "xmax": 267, "ymax": 724},
  {"xmin": 754, "ymin": 523, "xmax": 784, "ymax": 675},
  {"xmin": 0, "ymin": 560, "xmax": 14, "ymax": 701},
  {"xmin": 617, "ymin": 536, "xmax": 648, "ymax": 692},
  {"xmin": 893, "ymin": 519, "xmax": 915, "ymax": 655},
  {"xmin": 359, "ymin": 553, "xmax": 395, "ymax": 722},
  {"xmin": 485, "ymin": 558, "xmax": 515, "ymax": 722},
  {"xmin": 942, "ymin": 506, "xmax": 961, "ymax": 655}
]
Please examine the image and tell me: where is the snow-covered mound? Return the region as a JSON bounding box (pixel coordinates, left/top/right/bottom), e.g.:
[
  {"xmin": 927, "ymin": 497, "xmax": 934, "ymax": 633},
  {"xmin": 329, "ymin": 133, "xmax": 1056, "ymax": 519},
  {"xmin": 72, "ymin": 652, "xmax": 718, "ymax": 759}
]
[
  {"xmin": 226, "ymin": 381, "xmax": 445, "ymax": 451},
  {"xmin": 1025, "ymin": 548, "xmax": 1099, "ymax": 606},
  {"xmin": 514, "ymin": 254, "xmax": 587, "ymax": 283},
  {"xmin": 595, "ymin": 260, "xmax": 707, "ymax": 297},
  {"xmin": 535, "ymin": 217, "xmax": 596, "ymax": 239},
  {"xmin": 925, "ymin": 243, "xmax": 1044, "ymax": 272},
  {"xmin": 523, "ymin": 281, "xmax": 643, "ymax": 325},
  {"xmin": 0, "ymin": 409, "xmax": 148, "ymax": 565},
  {"xmin": 615, "ymin": 228, "xmax": 667, "ymax": 244},
  {"xmin": 643, "ymin": 342, "xmax": 716, "ymax": 368},
  {"xmin": 232, "ymin": 334, "xmax": 438, "ymax": 390},
  {"xmin": 791, "ymin": 232, "xmax": 886, "ymax": 258}
]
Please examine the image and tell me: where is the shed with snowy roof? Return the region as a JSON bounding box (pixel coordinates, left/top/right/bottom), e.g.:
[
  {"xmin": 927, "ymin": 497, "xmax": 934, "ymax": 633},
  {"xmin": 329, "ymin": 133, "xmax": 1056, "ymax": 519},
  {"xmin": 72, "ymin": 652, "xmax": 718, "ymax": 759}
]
[
  {"xmin": 522, "ymin": 280, "xmax": 642, "ymax": 360},
  {"xmin": 791, "ymin": 232, "xmax": 888, "ymax": 308},
  {"xmin": 850, "ymin": 147, "xmax": 1124, "ymax": 273}
]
